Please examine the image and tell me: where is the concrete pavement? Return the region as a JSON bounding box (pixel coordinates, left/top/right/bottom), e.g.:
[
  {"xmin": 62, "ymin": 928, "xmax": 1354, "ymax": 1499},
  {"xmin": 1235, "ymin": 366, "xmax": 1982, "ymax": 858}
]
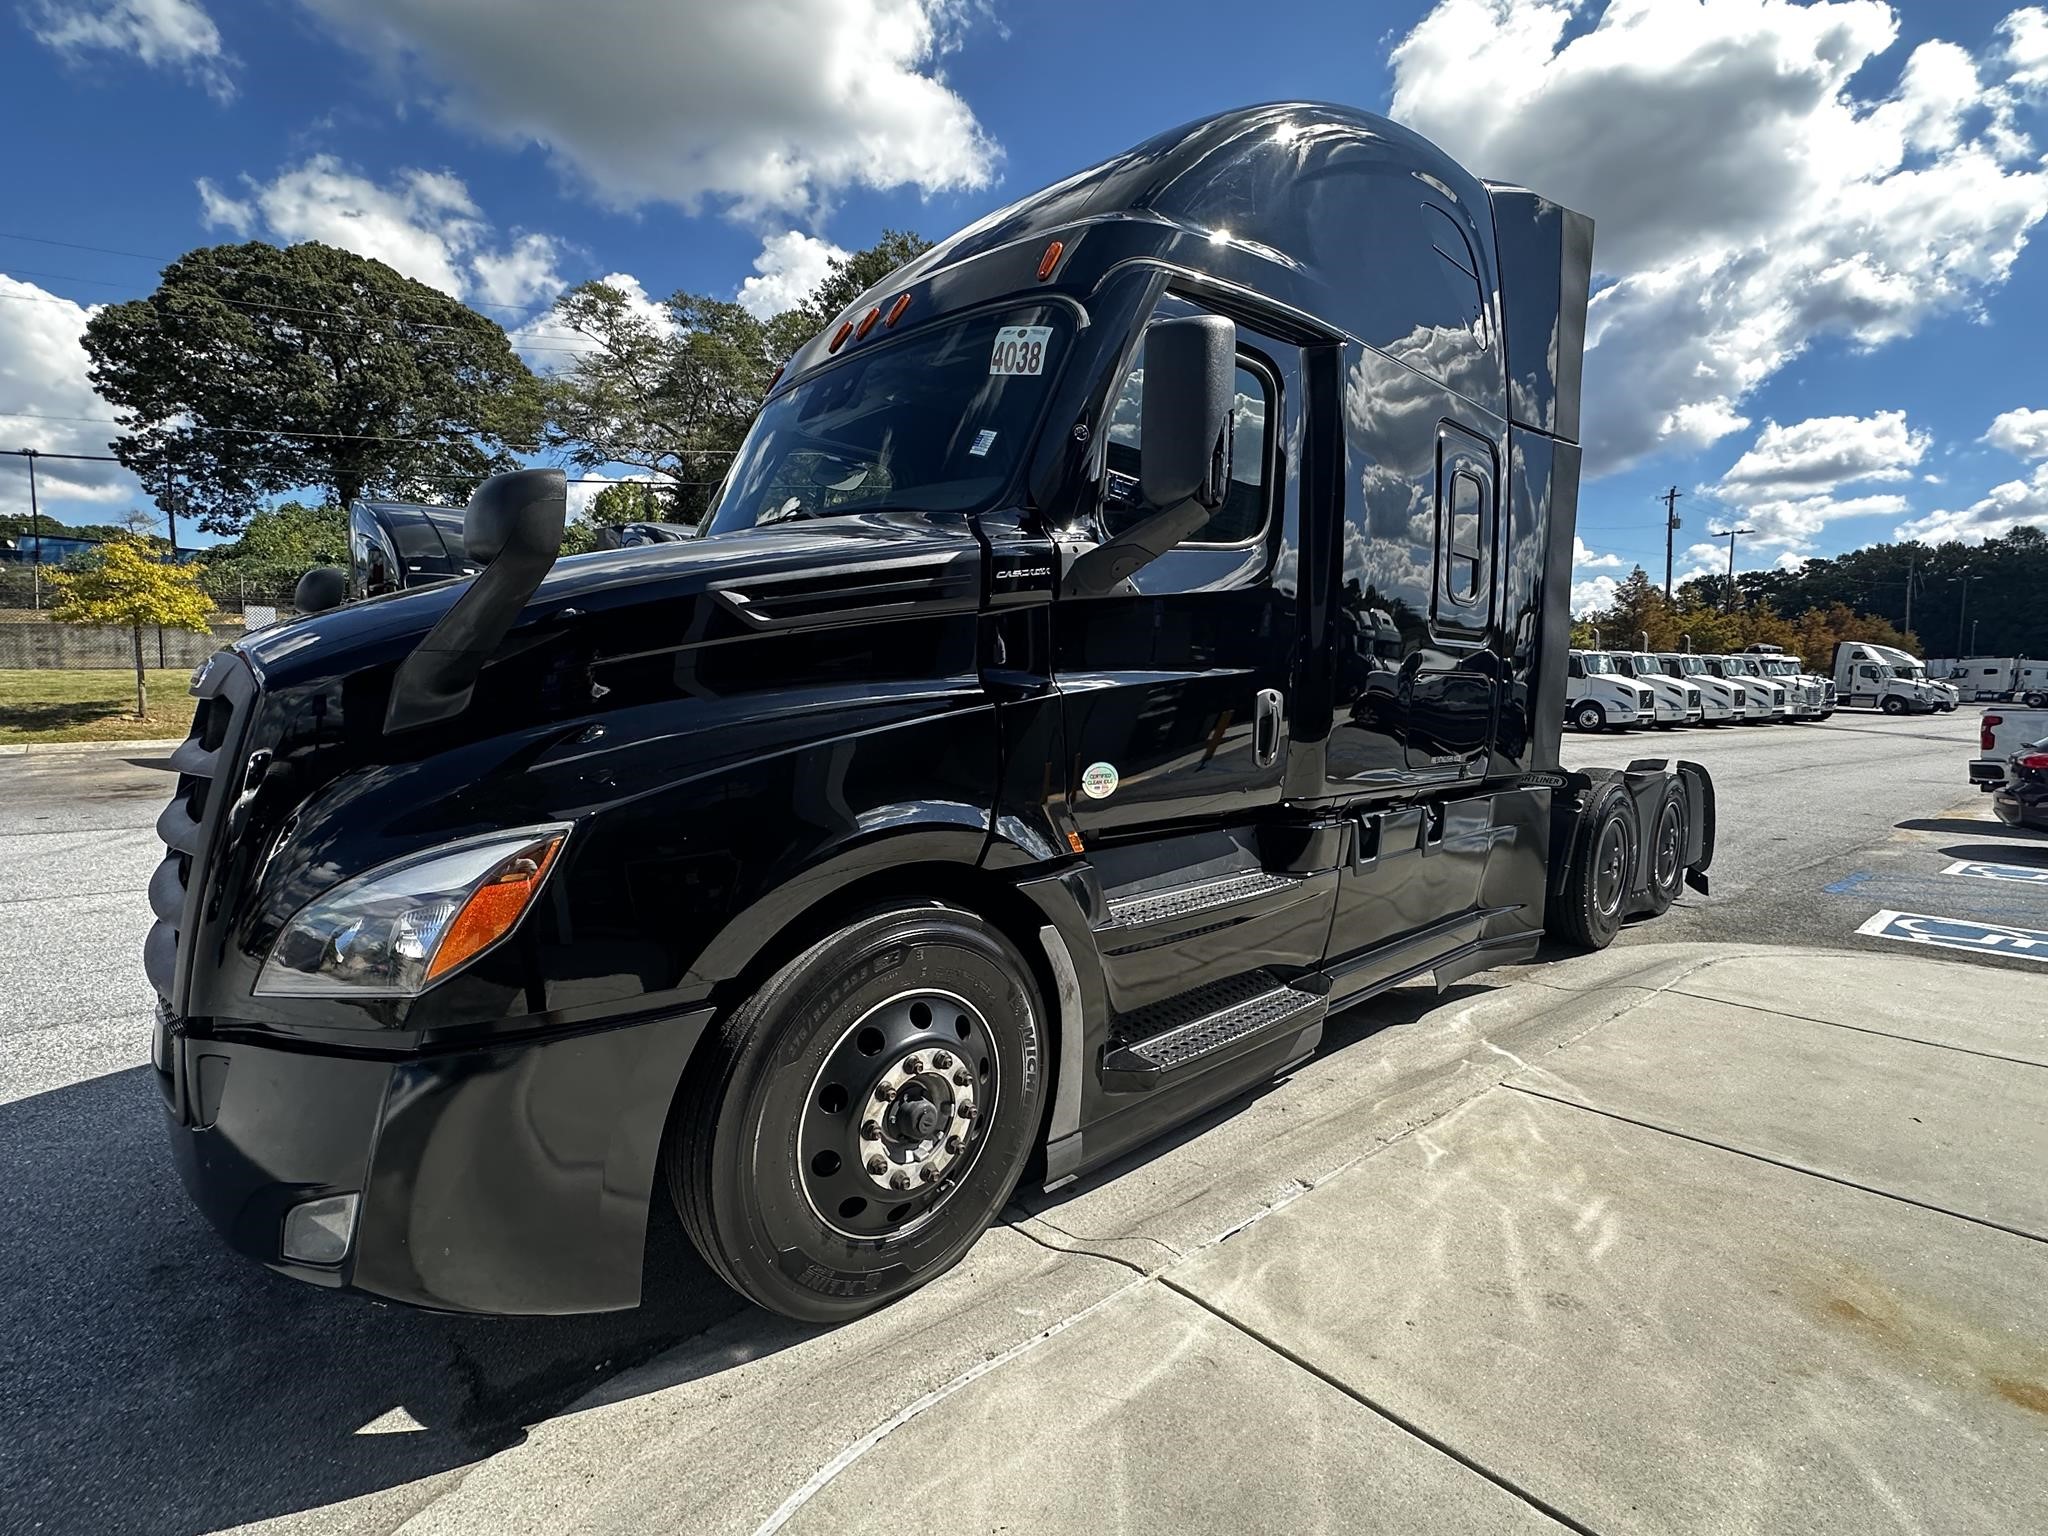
[{"xmin": 363, "ymin": 943, "xmax": 2048, "ymax": 1536}]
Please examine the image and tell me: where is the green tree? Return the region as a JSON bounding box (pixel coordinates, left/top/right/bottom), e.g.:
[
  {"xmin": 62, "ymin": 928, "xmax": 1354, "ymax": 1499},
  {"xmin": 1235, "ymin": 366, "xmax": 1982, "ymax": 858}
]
[
  {"xmin": 83, "ymin": 241, "xmax": 542, "ymax": 536},
  {"xmin": 540, "ymin": 232, "xmax": 930, "ymax": 525},
  {"xmin": 47, "ymin": 539, "xmax": 215, "ymax": 718},
  {"xmin": 586, "ymin": 480, "xmax": 674, "ymax": 527},
  {"xmin": 198, "ymin": 500, "xmax": 347, "ymax": 600},
  {"xmin": 793, "ymin": 230, "xmax": 935, "ymax": 329}
]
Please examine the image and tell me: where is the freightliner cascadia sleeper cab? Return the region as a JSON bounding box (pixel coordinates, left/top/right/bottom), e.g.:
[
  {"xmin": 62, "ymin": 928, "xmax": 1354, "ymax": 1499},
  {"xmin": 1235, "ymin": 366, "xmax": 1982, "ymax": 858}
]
[{"xmin": 148, "ymin": 104, "xmax": 1714, "ymax": 1322}]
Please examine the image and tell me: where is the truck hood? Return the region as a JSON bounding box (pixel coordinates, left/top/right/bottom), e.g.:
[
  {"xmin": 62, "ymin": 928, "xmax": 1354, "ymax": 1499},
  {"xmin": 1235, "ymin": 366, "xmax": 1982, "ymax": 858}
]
[{"xmin": 238, "ymin": 511, "xmax": 984, "ymax": 694}]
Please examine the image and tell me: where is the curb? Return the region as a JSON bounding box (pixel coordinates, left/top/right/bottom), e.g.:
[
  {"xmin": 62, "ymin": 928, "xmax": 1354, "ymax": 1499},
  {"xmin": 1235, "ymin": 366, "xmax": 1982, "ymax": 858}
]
[{"xmin": 0, "ymin": 738, "xmax": 186, "ymax": 758}]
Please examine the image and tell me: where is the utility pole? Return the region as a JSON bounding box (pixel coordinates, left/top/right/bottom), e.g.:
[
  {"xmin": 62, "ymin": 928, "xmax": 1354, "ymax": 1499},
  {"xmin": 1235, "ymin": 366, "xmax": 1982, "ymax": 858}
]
[
  {"xmin": 1902, "ymin": 553, "xmax": 1915, "ymax": 640},
  {"xmin": 1716, "ymin": 527, "xmax": 1754, "ymax": 613},
  {"xmin": 1660, "ymin": 486, "xmax": 1683, "ymax": 598},
  {"xmin": 162, "ymin": 472, "xmax": 179, "ymax": 554},
  {"xmin": 1955, "ymin": 574, "xmax": 1972, "ymax": 660},
  {"xmin": 23, "ymin": 448, "xmax": 41, "ymax": 611}
]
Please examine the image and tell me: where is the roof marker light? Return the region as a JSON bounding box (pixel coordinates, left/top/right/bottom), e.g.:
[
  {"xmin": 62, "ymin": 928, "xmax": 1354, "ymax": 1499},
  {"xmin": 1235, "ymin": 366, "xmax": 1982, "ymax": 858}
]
[
  {"xmin": 855, "ymin": 305, "xmax": 882, "ymax": 339},
  {"xmin": 884, "ymin": 293, "xmax": 911, "ymax": 327},
  {"xmin": 1036, "ymin": 240, "xmax": 1064, "ymax": 281},
  {"xmin": 829, "ymin": 321, "xmax": 853, "ymax": 352}
]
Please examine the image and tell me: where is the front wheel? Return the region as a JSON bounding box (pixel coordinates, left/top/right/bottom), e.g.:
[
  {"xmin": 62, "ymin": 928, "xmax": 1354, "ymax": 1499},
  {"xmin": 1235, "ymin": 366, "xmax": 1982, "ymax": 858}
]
[
  {"xmin": 1572, "ymin": 700, "xmax": 1606, "ymax": 732},
  {"xmin": 1881, "ymin": 696, "xmax": 1907, "ymax": 715},
  {"xmin": 666, "ymin": 904, "xmax": 1046, "ymax": 1322},
  {"xmin": 2024, "ymin": 691, "xmax": 2048, "ymax": 709}
]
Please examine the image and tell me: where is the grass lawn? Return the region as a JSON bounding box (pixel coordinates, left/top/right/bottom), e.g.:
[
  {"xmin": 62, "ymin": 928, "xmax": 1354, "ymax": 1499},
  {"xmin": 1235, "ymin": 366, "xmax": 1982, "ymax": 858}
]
[{"xmin": 0, "ymin": 669, "xmax": 199, "ymax": 745}]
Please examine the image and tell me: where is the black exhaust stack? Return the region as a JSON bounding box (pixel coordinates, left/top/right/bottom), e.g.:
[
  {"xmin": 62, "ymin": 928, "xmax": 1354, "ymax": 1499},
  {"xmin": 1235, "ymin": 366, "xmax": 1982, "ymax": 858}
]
[{"xmin": 384, "ymin": 468, "xmax": 566, "ymax": 735}]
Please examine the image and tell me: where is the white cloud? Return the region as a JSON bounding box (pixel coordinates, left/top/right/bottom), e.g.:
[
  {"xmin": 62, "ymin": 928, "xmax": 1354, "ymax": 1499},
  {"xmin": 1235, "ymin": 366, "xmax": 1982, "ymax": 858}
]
[
  {"xmin": 1571, "ymin": 574, "xmax": 1619, "ymax": 615},
  {"xmin": 1985, "ymin": 407, "xmax": 2048, "ymax": 459},
  {"xmin": 1717, "ymin": 411, "xmax": 1929, "ymax": 499},
  {"xmin": 736, "ymin": 231, "xmax": 847, "ymax": 320},
  {"xmin": 27, "ymin": 0, "xmax": 234, "ymax": 101},
  {"xmin": 300, "ymin": 0, "xmax": 1000, "ymax": 219},
  {"xmin": 2006, "ymin": 7, "xmax": 2048, "ymax": 95},
  {"xmin": 1389, "ymin": 0, "xmax": 2048, "ymax": 476},
  {"xmin": 195, "ymin": 158, "xmax": 561, "ymax": 308},
  {"xmin": 1703, "ymin": 410, "xmax": 1928, "ymax": 547},
  {"xmin": 1896, "ymin": 462, "xmax": 2048, "ymax": 544},
  {"xmin": 1572, "ymin": 535, "xmax": 1622, "ymax": 569},
  {"xmin": 0, "ymin": 276, "xmax": 136, "ymax": 514}
]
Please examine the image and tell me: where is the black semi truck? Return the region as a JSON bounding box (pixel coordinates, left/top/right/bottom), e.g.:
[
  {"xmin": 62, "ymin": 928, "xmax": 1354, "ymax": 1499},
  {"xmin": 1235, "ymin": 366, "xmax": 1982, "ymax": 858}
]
[{"xmin": 149, "ymin": 104, "xmax": 1712, "ymax": 1322}]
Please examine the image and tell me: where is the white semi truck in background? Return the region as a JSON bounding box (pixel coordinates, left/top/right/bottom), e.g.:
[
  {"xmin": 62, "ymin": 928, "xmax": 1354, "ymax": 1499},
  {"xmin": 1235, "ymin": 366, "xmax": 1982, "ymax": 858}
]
[
  {"xmin": 1927, "ymin": 657, "xmax": 2048, "ymax": 708},
  {"xmin": 1744, "ymin": 644, "xmax": 1834, "ymax": 720},
  {"xmin": 1832, "ymin": 641, "xmax": 1948, "ymax": 714},
  {"xmin": 1564, "ymin": 649, "xmax": 1653, "ymax": 731},
  {"xmin": 1611, "ymin": 652, "xmax": 1704, "ymax": 727},
  {"xmin": 1655, "ymin": 653, "xmax": 1746, "ymax": 724},
  {"xmin": 1703, "ymin": 653, "xmax": 1790, "ymax": 722}
]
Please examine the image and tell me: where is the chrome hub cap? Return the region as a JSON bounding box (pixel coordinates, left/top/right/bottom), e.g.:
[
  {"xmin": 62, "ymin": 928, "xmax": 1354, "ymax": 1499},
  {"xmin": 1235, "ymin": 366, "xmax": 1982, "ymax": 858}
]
[{"xmin": 801, "ymin": 989, "xmax": 996, "ymax": 1240}]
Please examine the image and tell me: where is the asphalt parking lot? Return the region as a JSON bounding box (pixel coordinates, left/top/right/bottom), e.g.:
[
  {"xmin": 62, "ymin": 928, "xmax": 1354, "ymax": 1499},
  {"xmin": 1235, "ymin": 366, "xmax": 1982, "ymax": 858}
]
[{"xmin": 2, "ymin": 706, "xmax": 2042, "ymax": 1534}]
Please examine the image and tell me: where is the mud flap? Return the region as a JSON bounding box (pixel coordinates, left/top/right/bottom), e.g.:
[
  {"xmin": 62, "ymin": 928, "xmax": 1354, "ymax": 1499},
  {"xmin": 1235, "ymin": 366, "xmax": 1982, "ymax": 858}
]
[{"xmin": 1675, "ymin": 759, "xmax": 1715, "ymax": 893}]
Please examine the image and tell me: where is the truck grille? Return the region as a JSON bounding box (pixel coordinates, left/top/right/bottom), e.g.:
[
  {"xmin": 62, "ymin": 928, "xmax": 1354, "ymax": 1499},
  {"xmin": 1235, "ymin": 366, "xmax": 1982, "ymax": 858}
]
[{"xmin": 145, "ymin": 652, "xmax": 256, "ymax": 1014}]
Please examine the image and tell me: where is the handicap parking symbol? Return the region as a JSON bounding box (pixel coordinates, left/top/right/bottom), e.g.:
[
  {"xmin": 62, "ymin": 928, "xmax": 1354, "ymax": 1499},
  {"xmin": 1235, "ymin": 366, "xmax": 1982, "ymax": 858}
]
[
  {"xmin": 1942, "ymin": 859, "xmax": 2048, "ymax": 885},
  {"xmin": 1856, "ymin": 909, "xmax": 2048, "ymax": 962}
]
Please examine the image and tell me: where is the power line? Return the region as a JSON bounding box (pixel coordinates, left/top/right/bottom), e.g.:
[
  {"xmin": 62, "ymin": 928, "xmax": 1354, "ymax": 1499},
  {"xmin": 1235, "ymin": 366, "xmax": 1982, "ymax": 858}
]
[
  {"xmin": 3, "ymin": 410, "xmax": 744, "ymax": 454},
  {"xmin": 0, "ymin": 446, "xmax": 708, "ymax": 487}
]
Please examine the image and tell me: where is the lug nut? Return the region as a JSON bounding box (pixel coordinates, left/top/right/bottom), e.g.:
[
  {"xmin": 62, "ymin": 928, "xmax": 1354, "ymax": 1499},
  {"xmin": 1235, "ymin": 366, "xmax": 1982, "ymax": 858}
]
[
  {"xmin": 875, "ymin": 1083, "xmax": 896, "ymax": 1101},
  {"xmin": 861, "ymin": 1119, "xmax": 881, "ymax": 1139},
  {"xmin": 958, "ymin": 1102, "xmax": 978, "ymax": 1122},
  {"xmin": 903, "ymin": 1055, "xmax": 924, "ymax": 1074},
  {"xmin": 919, "ymin": 1165, "xmax": 938, "ymax": 1183},
  {"xmin": 952, "ymin": 1070, "xmax": 971, "ymax": 1086},
  {"xmin": 932, "ymin": 1051, "xmax": 952, "ymax": 1069},
  {"xmin": 890, "ymin": 1170, "xmax": 912, "ymax": 1191},
  {"xmin": 945, "ymin": 1135, "xmax": 964, "ymax": 1153},
  {"xmin": 866, "ymin": 1154, "xmax": 888, "ymax": 1175}
]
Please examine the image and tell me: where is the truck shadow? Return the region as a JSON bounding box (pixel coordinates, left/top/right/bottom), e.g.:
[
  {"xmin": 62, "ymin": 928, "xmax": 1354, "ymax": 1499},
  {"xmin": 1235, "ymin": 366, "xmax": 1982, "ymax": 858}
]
[
  {"xmin": 1899, "ymin": 817, "xmax": 2044, "ymax": 841},
  {"xmin": 1940, "ymin": 843, "xmax": 2048, "ymax": 868},
  {"xmin": 0, "ymin": 1065, "xmax": 766, "ymax": 1536}
]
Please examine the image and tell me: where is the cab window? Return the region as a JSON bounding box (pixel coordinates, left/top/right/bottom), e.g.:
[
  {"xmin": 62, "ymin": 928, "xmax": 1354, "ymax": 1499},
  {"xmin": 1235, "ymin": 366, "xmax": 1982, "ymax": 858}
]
[{"xmin": 1103, "ymin": 344, "xmax": 1271, "ymax": 548}]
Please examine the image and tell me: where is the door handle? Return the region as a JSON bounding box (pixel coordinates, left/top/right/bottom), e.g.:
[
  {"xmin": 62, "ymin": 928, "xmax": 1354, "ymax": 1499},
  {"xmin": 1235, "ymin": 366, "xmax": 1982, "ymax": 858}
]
[{"xmin": 1254, "ymin": 688, "xmax": 1284, "ymax": 768}]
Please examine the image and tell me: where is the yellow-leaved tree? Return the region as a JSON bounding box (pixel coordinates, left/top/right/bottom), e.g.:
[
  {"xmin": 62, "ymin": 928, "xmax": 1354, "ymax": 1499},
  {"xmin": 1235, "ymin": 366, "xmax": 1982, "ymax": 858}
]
[{"xmin": 48, "ymin": 539, "xmax": 215, "ymax": 719}]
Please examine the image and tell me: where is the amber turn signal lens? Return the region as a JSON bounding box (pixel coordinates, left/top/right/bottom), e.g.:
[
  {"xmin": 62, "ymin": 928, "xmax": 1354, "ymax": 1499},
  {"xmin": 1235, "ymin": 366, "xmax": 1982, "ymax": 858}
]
[
  {"xmin": 425, "ymin": 835, "xmax": 564, "ymax": 983},
  {"xmin": 884, "ymin": 293, "xmax": 911, "ymax": 326},
  {"xmin": 1036, "ymin": 240, "xmax": 1063, "ymax": 280},
  {"xmin": 829, "ymin": 321, "xmax": 854, "ymax": 352},
  {"xmin": 855, "ymin": 305, "xmax": 882, "ymax": 339}
]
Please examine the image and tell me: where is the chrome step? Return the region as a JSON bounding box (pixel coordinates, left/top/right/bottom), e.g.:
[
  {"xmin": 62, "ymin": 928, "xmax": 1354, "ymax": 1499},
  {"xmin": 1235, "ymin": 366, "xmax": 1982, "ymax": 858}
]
[
  {"xmin": 1103, "ymin": 974, "xmax": 1326, "ymax": 1084},
  {"xmin": 1105, "ymin": 869, "xmax": 1300, "ymax": 928}
]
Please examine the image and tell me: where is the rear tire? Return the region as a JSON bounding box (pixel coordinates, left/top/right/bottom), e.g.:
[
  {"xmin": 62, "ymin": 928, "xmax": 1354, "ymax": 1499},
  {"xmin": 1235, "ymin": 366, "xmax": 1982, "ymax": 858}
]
[
  {"xmin": 1571, "ymin": 700, "xmax": 1606, "ymax": 733},
  {"xmin": 1547, "ymin": 782, "xmax": 1636, "ymax": 950},
  {"xmin": 1642, "ymin": 781, "xmax": 1688, "ymax": 917},
  {"xmin": 2024, "ymin": 691, "xmax": 2047, "ymax": 709},
  {"xmin": 666, "ymin": 903, "xmax": 1046, "ymax": 1322}
]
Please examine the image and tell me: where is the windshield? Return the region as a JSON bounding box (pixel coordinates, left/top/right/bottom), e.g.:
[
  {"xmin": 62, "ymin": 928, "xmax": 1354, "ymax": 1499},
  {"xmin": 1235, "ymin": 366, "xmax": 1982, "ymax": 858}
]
[
  {"xmin": 1663, "ymin": 655, "xmax": 1704, "ymax": 677},
  {"xmin": 1899, "ymin": 666, "xmax": 1928, "ymax": 681},
  {"xmin": 702, "ymin": 304, "xmax": 1071, "ymax": 535},
  {"xmin": 1580, "ymin": 653, "xmax": 1616, "ymax": 675},
  {"xmin": 1628, "ymin": 653, "xmax": 1662, "ymax": 675},
  {"xmin": 1719, "ymin": 656, "xmax": 1756, "ymax": 677}
]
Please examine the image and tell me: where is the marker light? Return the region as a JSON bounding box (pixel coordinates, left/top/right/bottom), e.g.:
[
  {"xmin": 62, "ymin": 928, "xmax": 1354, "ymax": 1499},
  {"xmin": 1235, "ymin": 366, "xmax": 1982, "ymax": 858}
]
[
  {"xmin": 1037, "ymin": 240, "xmax": 1064, "ymax": 280},
  {"xmin": 884, "ymin": 293, "xmax": 911, "ymax": 326},
  {"xmin": 854, "ymin": 305, "xmax": 882, "ymax": 339},
  {"xmin": 256, "ymin": 826, "xmax": 569, "ymax": 998},
  {"xmin": 829, "ymin": 321, "xmax": 854, "ymax": 352}
]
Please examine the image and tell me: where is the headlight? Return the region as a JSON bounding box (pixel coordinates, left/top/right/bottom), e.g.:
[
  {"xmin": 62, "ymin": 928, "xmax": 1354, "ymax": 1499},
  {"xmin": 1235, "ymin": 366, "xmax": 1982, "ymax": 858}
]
[{"xmin": 256, "ymin": 825, "xmax": 570, "ymax": 999}]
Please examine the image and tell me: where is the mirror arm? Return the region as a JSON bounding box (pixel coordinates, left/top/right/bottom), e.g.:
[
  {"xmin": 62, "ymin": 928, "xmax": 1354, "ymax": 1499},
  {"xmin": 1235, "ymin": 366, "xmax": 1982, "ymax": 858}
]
[{"xmin": 1060, "ymin": 497, "xmax": 1212, "ymax": 597}]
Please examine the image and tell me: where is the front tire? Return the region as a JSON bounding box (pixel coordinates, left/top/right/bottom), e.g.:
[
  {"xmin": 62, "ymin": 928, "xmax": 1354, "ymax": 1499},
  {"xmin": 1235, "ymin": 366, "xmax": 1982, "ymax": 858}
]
[
  {"xmin": 1548, "ymin": 782, "xmax": 1637, "ymax": 950},
  {"xmin": 1572, "ymin": 700, "xmax": 1606, "ymax": 733},
  {"xmin": 1881, "ymin": 696, "xmax": 1907, "ymax": 715},
  {"xmin": 667, "ymin": 904, "xmax": 1046, "ymax": 1322}
]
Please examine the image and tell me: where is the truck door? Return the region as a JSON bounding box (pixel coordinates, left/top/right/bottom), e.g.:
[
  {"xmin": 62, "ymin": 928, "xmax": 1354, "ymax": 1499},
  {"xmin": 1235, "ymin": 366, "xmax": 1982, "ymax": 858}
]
[{"xmin": 1057, "ymin": 300, "xmax": 1300, "ymax": 843}]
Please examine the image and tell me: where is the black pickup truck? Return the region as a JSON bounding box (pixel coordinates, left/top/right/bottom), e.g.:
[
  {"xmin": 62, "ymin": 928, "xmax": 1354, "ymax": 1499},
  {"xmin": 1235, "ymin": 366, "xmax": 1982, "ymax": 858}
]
[{"xmin": 149, "ymin": 103, "xmax": 1712, "ymax": 1322}]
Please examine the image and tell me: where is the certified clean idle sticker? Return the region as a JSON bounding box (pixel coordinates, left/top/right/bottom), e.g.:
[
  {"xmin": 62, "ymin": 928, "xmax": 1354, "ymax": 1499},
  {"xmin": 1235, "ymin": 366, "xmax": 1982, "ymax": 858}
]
[
  {"xmin": 989, "ymin": 325, "xmax": 1053, "ymax": 376},
  {"xmin": 1080, "ymin": 761, "xmax": 1119, "ymax": 799}
]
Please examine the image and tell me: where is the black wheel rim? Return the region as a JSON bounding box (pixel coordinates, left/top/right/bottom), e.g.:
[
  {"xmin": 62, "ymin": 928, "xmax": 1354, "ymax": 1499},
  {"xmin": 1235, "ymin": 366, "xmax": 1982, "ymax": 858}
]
[
  {"xmin": 1594, "ymin": 816, "xmax": 1631, "ymax": 919},
  {"xmin": 800, "ymin": 988, "xmax": 997, "ymax": 1241},
  {"xmin": 1654, "ymin": 798, "xmax": 1685, "ymax": 893}
]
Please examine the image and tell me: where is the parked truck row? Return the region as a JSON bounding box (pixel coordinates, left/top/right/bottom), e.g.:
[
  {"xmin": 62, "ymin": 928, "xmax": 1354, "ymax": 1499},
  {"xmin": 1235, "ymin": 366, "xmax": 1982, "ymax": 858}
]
[{"xmin": 1563, "ymin": 639, "xmax": 1974, "ymax": 732}]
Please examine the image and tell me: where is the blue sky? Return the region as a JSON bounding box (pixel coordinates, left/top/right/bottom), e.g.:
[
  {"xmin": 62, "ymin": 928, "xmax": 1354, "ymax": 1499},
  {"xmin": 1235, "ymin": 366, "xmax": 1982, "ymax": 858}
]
[{"xmin": 3, "ymin": 0, "xmax": 2045, "ymax": 606}]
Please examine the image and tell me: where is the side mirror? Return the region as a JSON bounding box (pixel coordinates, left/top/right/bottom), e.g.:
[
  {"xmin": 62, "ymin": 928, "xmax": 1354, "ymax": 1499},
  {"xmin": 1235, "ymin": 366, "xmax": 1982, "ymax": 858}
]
[
  {"xmin": 1137, "ymin": 314, "xmax": 1236, "ymax": 510},
  {"xmin": 385, "ymin": 468, "xmax": 567, "ymax": 734},
  {"xmin": 293, "ymin": 565, "xmax": 346, "ymax": 614},
  {"xmin": 1063, "ymin": 315, "xmax": 1235, "ymax": 597}
]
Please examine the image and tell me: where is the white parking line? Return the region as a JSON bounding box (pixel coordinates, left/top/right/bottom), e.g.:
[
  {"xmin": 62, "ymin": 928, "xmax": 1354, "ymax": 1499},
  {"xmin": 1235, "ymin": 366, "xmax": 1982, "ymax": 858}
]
[
  {"xmin": 1856, "ymin": 909, "xmax": 2048, "ymax": 961},
  {"xmin": 1941, "ymin": 859, "xmax": 2048, "ymax": 885}
]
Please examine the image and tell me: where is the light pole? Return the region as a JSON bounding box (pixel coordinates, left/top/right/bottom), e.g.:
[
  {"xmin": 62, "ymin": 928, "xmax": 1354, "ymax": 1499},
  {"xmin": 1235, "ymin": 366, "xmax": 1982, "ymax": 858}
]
[
  {"xmin": 1955, "ymin": 573, "xmax": 1973, "ymax": 659},
  {"xmin": 1971, "ymin": 619, "xmax": 1979, "ymax": 654},
  {"xmin": 1716, "ymin": 527, "xmax": 1755, "ymax": 613},
  {"xmin": 23, "ymin": 448, "xmax": 42, "ymax": 611}
]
